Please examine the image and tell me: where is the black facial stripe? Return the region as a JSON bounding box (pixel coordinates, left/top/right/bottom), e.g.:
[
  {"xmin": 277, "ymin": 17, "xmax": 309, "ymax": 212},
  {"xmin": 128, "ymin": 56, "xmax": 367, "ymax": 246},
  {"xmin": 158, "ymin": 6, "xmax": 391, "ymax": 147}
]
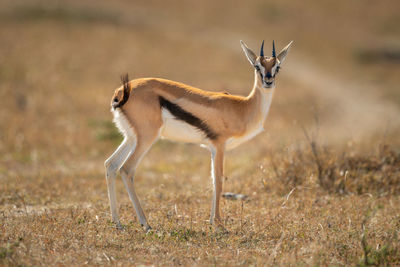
[
  {"xmin": 159, "ymin": 96, "xmax": 219, "ymax": 140},
  {"xmin": 255, "ymin": 65, "xmax": 264, "ymax": 80},
  {"xmin": 259, "ymin": 71, "xmax": 264, "ymax": 81}
]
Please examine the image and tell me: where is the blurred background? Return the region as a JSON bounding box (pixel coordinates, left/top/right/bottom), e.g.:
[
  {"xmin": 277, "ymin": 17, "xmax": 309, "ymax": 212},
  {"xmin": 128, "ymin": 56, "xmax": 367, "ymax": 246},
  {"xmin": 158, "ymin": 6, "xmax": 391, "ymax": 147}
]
[
  {"xmin": 1, "ymin": 1, "xmax": 400, "ymax": 264},
  {"xmin": 0, "ymin": 0, "xmax": 399, "ymax": 175}
]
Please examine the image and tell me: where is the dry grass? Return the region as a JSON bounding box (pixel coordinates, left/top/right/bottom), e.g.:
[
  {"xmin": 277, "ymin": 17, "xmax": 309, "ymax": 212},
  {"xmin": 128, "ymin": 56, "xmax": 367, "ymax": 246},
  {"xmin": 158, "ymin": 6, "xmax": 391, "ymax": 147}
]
[
  {"xmin": 263, "ymin": 142, "xmax": 400, "ymax": 196},
  {"xmin": 1, "ymin": 152, "xmax": 399, "ymax": 265},
  {"xmin": 1, "ymin": 0, "xmax": 400, "ymax": 265}
]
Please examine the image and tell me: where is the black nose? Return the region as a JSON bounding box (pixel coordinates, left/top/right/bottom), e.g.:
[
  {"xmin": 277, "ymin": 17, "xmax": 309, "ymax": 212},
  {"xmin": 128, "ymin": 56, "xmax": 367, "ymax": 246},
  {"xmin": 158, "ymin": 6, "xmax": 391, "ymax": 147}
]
[{"xmin": 266, "ymin": 72, "xmax": 272, "ymax": 79}]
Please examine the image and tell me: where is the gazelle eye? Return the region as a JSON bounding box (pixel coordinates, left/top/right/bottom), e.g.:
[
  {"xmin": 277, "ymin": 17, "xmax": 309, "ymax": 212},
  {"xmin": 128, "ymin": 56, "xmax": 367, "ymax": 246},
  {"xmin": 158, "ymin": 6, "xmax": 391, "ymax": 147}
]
[
  {"xmin": 255, "ymin": 65, "xmax": 260, "ymax": 71},
  {"xmin": 276, "ymin": 66, "xmax": 280, "ymax": 73}
]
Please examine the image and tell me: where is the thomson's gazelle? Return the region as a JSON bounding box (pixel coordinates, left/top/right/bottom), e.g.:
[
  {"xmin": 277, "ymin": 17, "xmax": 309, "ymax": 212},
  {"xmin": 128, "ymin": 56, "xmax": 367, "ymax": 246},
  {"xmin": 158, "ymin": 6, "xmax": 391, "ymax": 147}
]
[{"xmin": 105, "ymin": 40, "xmax": 293, "ymax": 231}]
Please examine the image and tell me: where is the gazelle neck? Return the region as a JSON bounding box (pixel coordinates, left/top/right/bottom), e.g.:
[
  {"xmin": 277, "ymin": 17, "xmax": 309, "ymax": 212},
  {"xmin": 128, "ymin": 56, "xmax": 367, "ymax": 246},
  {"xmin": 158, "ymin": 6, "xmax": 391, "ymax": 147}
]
[{"xmin": 246, "ymin": 71, "xmax": 275, "ymax": 128}]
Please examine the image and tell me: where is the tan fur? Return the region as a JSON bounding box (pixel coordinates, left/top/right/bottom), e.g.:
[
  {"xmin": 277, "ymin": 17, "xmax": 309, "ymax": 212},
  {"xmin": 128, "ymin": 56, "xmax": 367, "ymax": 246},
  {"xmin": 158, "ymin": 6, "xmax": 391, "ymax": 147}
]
[
  {"xmin": 105, "ymin": 40, "xmax": 292, "ymax": 231},
  {"xmin": 261, "ymin": 57, "xmax": 277, "ymax": 73},
  {"xmin": 114, "ymin": 78, "xmax": 266, "ymax": 144}
]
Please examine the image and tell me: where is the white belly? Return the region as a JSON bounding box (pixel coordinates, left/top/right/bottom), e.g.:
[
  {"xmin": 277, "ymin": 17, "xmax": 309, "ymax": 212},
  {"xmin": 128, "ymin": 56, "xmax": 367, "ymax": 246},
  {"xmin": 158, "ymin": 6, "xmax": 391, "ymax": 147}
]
[{"xmin": 160, "ymin": 109, "xmax": 206, "ymax": 144}]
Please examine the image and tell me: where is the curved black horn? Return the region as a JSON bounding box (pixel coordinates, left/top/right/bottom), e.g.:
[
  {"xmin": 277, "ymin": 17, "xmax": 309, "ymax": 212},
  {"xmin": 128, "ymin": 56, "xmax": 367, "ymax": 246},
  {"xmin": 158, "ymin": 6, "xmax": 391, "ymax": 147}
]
[
  {"xmin": 260, "ymin": 40, "xmax": 265, "ymax": 57},
  {"xmin": 272, "ymin": 40, "xmax": 276, "ymax": 58}
]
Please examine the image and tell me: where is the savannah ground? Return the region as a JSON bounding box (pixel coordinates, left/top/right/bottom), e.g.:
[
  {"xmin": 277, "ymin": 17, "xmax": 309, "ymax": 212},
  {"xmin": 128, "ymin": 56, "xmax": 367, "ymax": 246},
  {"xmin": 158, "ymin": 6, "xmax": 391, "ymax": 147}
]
[{"xmin": 1, "ymin": 0, "xmax": 400, "ymax": 265}]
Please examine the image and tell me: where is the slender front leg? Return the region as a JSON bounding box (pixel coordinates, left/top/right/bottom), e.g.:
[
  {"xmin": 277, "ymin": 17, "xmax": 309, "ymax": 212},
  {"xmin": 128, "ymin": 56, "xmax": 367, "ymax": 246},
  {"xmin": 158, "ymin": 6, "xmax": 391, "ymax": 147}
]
[
  {"xmin": 104, "ymin": 138, "xmax": 136, "ymax": 227},
  {"xmin": 210, "ymin": 145, "xmax": 225, "ymax": 225}
]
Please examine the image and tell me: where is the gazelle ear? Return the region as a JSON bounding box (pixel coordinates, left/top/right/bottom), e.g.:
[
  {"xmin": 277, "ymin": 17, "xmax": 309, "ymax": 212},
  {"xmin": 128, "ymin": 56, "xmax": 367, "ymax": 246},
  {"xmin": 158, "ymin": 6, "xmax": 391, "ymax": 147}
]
[
  {"xmin": 240, "ymin": 40, "xmax": 257, "ymax": 66},
  {"xmin": 277, "ymin": 41, "xmax": 293, "ymax": 64}
]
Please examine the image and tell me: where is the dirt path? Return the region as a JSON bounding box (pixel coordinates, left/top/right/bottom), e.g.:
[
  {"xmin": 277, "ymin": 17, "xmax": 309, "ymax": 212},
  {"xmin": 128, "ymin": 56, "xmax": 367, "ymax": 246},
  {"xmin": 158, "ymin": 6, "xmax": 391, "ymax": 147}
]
[{"xmin": 286, "ymin": 56, "xmax": 400, "ymax": 142}]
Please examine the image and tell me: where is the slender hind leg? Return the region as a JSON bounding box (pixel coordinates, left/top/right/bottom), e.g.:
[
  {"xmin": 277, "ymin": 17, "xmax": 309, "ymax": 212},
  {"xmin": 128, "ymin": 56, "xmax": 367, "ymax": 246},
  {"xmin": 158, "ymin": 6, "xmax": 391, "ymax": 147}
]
[
  {"xmin": 104, "ymin": 138, "xmax": 136, "ymax": 227},
  {"xmin": 120, "ymin": 132, "xmax": 159, "ymax": 232}
]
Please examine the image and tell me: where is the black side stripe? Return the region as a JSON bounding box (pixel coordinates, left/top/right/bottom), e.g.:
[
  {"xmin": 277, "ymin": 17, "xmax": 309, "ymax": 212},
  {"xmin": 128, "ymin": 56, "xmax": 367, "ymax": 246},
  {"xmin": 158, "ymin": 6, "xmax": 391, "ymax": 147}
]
[{"xmin": 159, "ymin": 96, "xmax": 219, "ymax": 140}]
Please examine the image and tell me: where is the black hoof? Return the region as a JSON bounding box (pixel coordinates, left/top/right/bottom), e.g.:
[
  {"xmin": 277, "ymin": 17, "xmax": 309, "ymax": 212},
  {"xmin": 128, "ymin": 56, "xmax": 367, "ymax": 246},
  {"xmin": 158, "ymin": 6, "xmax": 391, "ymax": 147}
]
[
  {"xmin": 115, "ymin": 222, "xmax": 124, "ymax": 230},
  {"xmin": 143, "ymin": 224, "xmax": 152, "ymax": 233}
]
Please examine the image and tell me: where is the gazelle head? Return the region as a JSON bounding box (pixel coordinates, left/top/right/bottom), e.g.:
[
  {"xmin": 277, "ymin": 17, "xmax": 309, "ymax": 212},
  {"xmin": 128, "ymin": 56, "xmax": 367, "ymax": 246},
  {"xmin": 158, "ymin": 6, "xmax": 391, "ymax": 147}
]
[{"xmin": 240, "ymin": 40, "xmax": 293, "ymax": 89}]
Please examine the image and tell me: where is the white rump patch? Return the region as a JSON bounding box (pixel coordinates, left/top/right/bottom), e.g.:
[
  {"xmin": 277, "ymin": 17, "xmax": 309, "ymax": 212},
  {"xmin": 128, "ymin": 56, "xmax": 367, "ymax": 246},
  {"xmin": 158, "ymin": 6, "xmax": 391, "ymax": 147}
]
[{"xmin": 112, "ymin": 109, "xmax": 136, "ymax": 140}]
